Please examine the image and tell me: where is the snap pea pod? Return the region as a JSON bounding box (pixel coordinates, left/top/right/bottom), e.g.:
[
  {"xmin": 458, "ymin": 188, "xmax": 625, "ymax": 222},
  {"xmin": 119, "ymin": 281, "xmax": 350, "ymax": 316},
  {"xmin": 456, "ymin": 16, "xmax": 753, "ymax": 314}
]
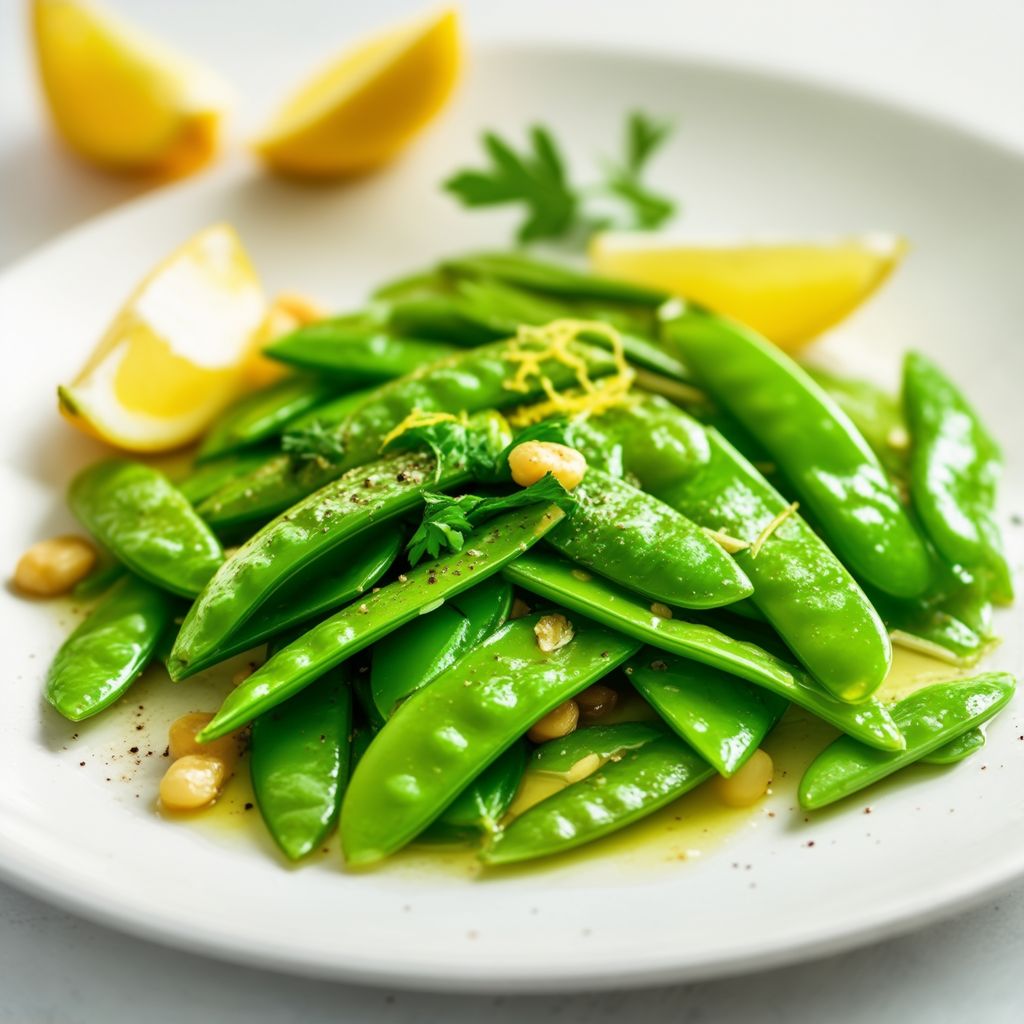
[
  {"xmin": 547, "ymin": 467, "xmax": 752, "ymax": 609},
  {"xmin": 45, "ymin": 575, "xmax": 174, "ymax": 721},
  {"xmin": 249, "ymin": 668, "xmax": 353, "ymax": 860},
  {"xmin": 626, "ymin": 650, "xmax": 788, "ymax": 776},
  {"xmin": 264, "ymin": 324, "xmax": 457, "ymax": 380},
  {"xmin": 799, "ymin": 673, "xmax": 1016, "ymax": 809},
  {"xmin": 197, "ymin": 377, "xmax": 337, "ymax": 462},
  {"xmin": 482, "ymin": 735, "xmax": 715, "ymax": 866},
  {"xmin": 370, "ymin": 576, "xmax": 513, "ymax": 718},
  {"xmin": 198, "ymin": 336, "xmax": 617, "ymax": 529},
  {"xmin": 871, "ymin": 588, "xmax": 988, "ymax": 667},
  {"xmin": 197, "ymin": 504, "xmax": 566, "ymax": 741},
  {"xmin": 665, "ymin": 312, "xmax": 932, "ymax": 599},
  {"xmin": 70, "ymin": 547, "xmax": 125, "ymax": 600},
  {"xmin": 531, "ymin": 723, "xmax": 663, "ymax": 773},
  {"xmin": 69, "ymin": 460, "xmax": 223, "ymax": 598},
  {"xmin": 283, "ymin": 387, "xmax": 377, "ymax": 436},
  {"xmin": 903, "ymin": 351, "xmax": 1013, "ymax": 604},
  {"xmin": 921, "ymin": 726, "xmax": 986, "ymax": 765},
  {"xmin": 177, "ymin": 449, "xmax": 277, "ymax": 506},
  {"xmin": 503, "ymin": 550, "xmax": 904, "ymax": 751},
  {"xmin": 171, "ymin": 450, "xmax": 463, "ymax": 679},
  {"xmin": 340, "ymin": 612, "xmax": 641, "ymax": 864},
  {"xmin": 179, "ymin": 528, "xmax": 403, "ymax": 676}
]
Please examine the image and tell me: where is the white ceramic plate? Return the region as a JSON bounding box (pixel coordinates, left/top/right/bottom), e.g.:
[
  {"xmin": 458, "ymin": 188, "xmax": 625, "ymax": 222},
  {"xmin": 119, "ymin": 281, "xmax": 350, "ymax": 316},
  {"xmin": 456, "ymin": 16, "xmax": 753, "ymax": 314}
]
[{"xmin": 1, "ymin": 43, "xmax": 1022, "ymax": 993}]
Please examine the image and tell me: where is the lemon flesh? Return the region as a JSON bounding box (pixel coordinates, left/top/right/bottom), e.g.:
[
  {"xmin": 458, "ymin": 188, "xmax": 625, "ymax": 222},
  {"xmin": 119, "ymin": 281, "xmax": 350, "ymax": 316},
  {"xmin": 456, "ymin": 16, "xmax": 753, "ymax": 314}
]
[
  {"xmin": 32, "ymin": 0, "xmax": 231, "ymax": 175},
  {"xmin": 253, "ymin": 7, "xmax": 461, "ymax": 178},
  {"xmin": 59, "ymin": 225, "xmax": 266, "ymax": 452},
  {"xmin": 590, "ymin": 233, "xmax": 907, "ymax": 351}
]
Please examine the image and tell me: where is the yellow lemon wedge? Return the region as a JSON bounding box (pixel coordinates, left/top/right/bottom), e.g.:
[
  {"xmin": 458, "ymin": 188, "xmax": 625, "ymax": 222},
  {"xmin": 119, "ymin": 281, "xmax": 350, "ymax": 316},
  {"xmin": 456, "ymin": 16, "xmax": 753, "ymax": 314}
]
[
  {"xmin": 58, "ymin": 225, "xmax": 266, "ymax": 452},
  {"xmin": 253, "ymin": 7, "xmax": 461, "ymax": 178},
  {"xmin": 32, "ymin": 0, "xmax": 231, "ymax": 176},
  {"xmin": 590, "ymin": 233, "xmax": 908, "ymax": 351}
]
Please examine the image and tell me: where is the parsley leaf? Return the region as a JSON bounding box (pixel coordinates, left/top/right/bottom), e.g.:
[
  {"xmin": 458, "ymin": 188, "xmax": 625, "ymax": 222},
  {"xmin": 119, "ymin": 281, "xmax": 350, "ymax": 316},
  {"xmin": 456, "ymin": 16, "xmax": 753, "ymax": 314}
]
[
  {"xmin": 281, "ymin": 421, "xmax": 346, "ymax": 463},
  {"xmin": 406, "ymin": 473, "xmax": 576, "ymax": 565},
  {"xmin": 601, "ymin": 112, "xmax": 676, "ymax": 230}
]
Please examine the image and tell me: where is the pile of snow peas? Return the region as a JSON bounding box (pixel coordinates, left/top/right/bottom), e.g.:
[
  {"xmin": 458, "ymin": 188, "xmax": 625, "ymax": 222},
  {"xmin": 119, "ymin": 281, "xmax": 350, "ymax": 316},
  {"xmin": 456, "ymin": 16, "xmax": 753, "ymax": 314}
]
[{"xmin": 47, "ymin": 249, "xmax": 1017, "ymax": 867}]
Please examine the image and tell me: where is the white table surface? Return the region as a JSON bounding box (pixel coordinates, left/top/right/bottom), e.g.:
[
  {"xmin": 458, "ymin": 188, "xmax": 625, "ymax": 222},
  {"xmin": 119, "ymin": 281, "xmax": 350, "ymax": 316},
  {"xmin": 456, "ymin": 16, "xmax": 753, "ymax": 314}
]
[{"xmin": 2, "ymin": 0, "xmax": 1023, "ymax": 1019}]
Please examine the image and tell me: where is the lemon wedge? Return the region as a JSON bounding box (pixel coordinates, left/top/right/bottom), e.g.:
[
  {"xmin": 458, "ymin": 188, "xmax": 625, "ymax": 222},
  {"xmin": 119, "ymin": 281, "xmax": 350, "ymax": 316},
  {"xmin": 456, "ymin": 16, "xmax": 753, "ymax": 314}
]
[
  {"xmin": 59, "ymin": 225, "xmax": 266, "ymax": 452},
  {"xmin": 32, "ymin": 0, "xmax": 231, "ymax": 176},
  {"xmin": 590, "ymin": 233, "xmax": 907, "ymax": 351},
  {"xmin": 253, "ymin": 7, "xmax": 461, "ymax": 178}
]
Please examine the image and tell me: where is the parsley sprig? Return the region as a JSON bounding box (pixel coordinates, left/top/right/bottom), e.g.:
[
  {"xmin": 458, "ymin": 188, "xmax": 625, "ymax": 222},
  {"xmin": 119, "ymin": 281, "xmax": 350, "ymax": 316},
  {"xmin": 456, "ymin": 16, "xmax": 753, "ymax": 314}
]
[
  {"xmin": 443, "ymin": 112, "xmax": 677, "ymax": 244},
  {"xmin": 280, "ymin": 420, "xmax": 346, "ymax": 463}
]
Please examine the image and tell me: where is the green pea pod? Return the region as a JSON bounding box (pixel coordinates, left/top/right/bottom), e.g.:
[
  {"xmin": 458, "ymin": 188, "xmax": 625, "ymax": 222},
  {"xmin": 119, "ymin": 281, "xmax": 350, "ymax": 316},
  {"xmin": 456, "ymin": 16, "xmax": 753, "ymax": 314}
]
[
  {"xmin": 249, "ymin": 669, "xmax": 353, "ymax": 860},
  {"xmin": 340, "ymin": 612, "xmax": 641, "ymax": 865},
  {"xmin": 503, "ymin": 550, "xmax": 904, "ymax": 751},
  {"xmin": 665, "ymin": 312, "xmax": 932, "ymax": 599},
  {"xmin": 197, "ymin": 504, "xmax": 566, "ymax": 741},
  {"xmin": 171, "ymin": 450, "xmax": 465, "ymax": 679},
  {"xmin": 283, "ymin": 387, "xmax": 377, "ymax": 436},
  {"xmin": 198, "ymin": 336, "xmax": 618, "ymax": 529},
  {"xmin": 903, "ymin": 351, "xmax": 1013, "ymax": 604},
  {"xmin": 531, "ymin": 723, "xmax": 663, "ymax": 774},
  {"xmin": 177, "ymin": 449, "xmax": 277, "ymax": 506},
  {"xmin": 350, "ymin": 724, "xmax": 374, "ymax": 766},
  {"xmin": 371, "ymin": 576, "xmax": 513, "ymax": 718},
  {"xmin": 482, "ymin": 735, "xmax": 714, "ymax": 866},
  {"xmin": 547, "ymin": 467, "xmax": 752, "ymax": 609},
  {"xmin": 626, "ymin": 650, "xmax": 788, "ymax": 776},
  {"xmin": 179, "ymin": 528, "xmax": 403, "ymax": 676},
  {"xmin": 69, "ymin": 460, "xmax": 223, "ymax": 598},
  {"xmin": 799, "ymin": 673, "xmax": 1016, "ymax": 809},
  {"xmin": 70, "ymin": 547, "xmax": 125, "ymax": 600},
  {"xmin": 871, "ymin": 588, "xmax": 988, "ymax": 667},
  {"xmin": 45, "ymin": 575, "xmax": 174, "ymax": 721},
  {"xmin": 921, "ymin": 726, "xmax": 986, "ymax": 765},
  {"xmin": 264, "ymin": 324, "xmax": 456, "ymax": 379}
]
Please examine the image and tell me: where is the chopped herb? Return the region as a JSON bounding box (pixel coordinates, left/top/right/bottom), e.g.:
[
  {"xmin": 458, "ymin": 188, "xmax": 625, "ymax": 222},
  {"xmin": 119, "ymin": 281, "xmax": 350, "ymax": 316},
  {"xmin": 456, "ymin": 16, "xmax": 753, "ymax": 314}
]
[{"xmin": 281, "ymin": 420, "xmax": 346, "ymax": 463}]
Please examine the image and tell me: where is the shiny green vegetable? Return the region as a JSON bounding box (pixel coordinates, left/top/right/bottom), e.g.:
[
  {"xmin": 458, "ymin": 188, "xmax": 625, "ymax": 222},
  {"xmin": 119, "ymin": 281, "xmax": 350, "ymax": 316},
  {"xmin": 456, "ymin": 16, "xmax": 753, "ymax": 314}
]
[
  {"xmin": 45, "ymin": 575, "xmax": 173, "ymax": 721},
  {"xmin": 531, "ymin": 722, "xmax": 663, "ymax": 773},
  {"xmin": 340, "ymin": 612, "xmax": 641, "ymax": 864},
  {"xmin": 626, "ymin": 650, "xmax": 787, "ymax": 776},
  {"xmin": 666, "ymin": 312, "xmax": 932, "ymax": 599},
  {"xmin": 197, "ymin": 377, "xmax": 336, "ymax": 462},
  {"xmin": 177, "ymin": 449, "xmax": 276, "ymax": 506},
  {"xmin": 921, "ymin": 726, "xmax": 986, "ymax": 765},
  {"xmin": 482, "ymin": 734, "xmax": 714, "ymax": 865},
  {"xmin": 197, "ymin": 503, "xmax": 565, "ymax": 740},
  {"xmin": 903, "ymin": 351, "xmax": 1013, "ymax": 604},
  {"xmin": 69, "ymin": 460, "xmax": 223, "ymax": 597},
  {"xmin": 548, "ymin": 467, "xmax": 753, "ymax": 609},
  {"xmin": 370, "ymin": 576, "xmax": 512, "ymax": 718},
  {"xmin": 249, "ymin": 668, "xmax": 352, "ymax": 860},
  {"xmin": 70, "ymin": 547, "xmax": 124, "ymax": 600},
  {"xmin": 503, "ymin": 550, "xmax": 904, "ymax": 750},
  {"xmin": 799, "ymin": 673, "xmax": 1016, "ymax": 809}
]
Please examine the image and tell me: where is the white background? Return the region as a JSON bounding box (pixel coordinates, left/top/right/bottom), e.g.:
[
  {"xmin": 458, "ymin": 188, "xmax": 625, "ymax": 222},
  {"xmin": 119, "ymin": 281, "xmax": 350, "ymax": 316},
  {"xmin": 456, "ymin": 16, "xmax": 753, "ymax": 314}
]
[{"xmin": 2, "ymin": 0, "xmax": 1024, "ymax": 1020}]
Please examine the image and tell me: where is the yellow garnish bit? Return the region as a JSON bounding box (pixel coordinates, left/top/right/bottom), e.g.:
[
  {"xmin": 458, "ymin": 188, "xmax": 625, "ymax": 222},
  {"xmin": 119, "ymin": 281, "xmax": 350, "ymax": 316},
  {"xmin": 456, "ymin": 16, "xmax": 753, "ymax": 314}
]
[
  {"xmin": 702, "ymin": 527, "xmax": 750, "ymax": 555},
  {"xmin": 749, "ymin": 501, "xmax": 800, "ymax": 558},
  {"xmin": 380, "ymin": 408, "xmax": 462, "ymax": 450}
]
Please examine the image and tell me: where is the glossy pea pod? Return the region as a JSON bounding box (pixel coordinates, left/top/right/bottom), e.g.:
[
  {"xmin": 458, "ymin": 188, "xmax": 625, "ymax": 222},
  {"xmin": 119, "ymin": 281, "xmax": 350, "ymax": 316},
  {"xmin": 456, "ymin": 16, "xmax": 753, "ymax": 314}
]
[
  {"xmin": 665, "ymin": 312, "xmax": 932, "ymax": 599},
  {"xmin": 69, "ymin": 460, "xmax": 223, "ymax": 597},
  {"xmin": 177, "ymin": 449, "xmax": 278, "ymax": 506},
  {"xmin": 503, "ymin": 550, "xmax": 904, "ymax": 751},
  {"xmin": 196, "ymin": 504, "xmax": 566, "ymax": 741},
  {"xmin": 547, "ymin": 467, "xmax": 753, "ymax": 609},
  {"xmin": 530, "ymin": 723, "xmax": 664, "ymax": 775},
  {"xmin": 481, "ymin": 734, "xmax": 715, "ymax": 866},
  {"xmin": 340, "ymin": 612, "xmax": 641, "ymax": 865},
  {"xmin": 626, "ymin": 650, "xmax": 788, "ymax": 776},
  {"xmin": 45, "ymin": 575, "xmax": 174, "ymax": 721},
  {"xmin": 197, "ymin": 335, "xmax": 620, "ymax": 529},
  {"xmin": 903, "ymin": 351, "xmax": 1013, "ymax": 604},
  {"xmin": 921, "ymin": 726, "xmax": 986, "ymax": 765},
  {"xmin": 799, "ymin": 673, "xmax": 1016, "ymax": 809}
]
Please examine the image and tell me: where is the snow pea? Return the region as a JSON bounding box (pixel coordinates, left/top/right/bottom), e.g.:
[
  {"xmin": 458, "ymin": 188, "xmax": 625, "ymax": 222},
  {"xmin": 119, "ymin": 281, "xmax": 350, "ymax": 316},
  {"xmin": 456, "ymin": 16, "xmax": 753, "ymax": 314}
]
[
  {"xmin": 547, "ymin": 467, "xmax": 753, "ymax": 609},
  {"xmin": 370, "ymin": 576, "xmax": 513, "ymax": 718},
  {"xmin": 531, "ymin": 723, "xmax": 663, "ymax": 774},
  {"xmin": 626, "ymin": 650, "xmax": 788, "ymax": 776},
  {"xmin": 870, "ymin": 587, "xmax": 988, "ymax": 667},
  {"xmin": 197, "ymin": 503, "xmax": 566, "ymax": 741},
  {"xmin": 249, "ymin": 667, "xmax": 352, "ymax": 860},
  {"xmin": 481, "ymin": 734, "xmax": 715, "ymax": 866},
  {"xmin": 171, "ymin": 450, "xmax": 467, "ymax": 679},
  {"xmin": 69, "ymin": 460, "xmax": 223, "ymax": 598},
  {"xmin": 666, "ymin": 312, "xmax": 932, "ymax": 599},
  {"xmin": 340, "ymin": 612, "xmax": 641, "ymax": 865},
  {"xmin": 503, "ymin": 550, "xmax": 904, "ymax": 750},
  {"xmin": 179, "ymin": 527, "xmax": 402, "ymax": 676},
  {"xmin": 799, "ymin": 673, "xmax": 1016, "ymax": 809},
  {"xmin": 197, "ymin": 377, "xmax": 337, "ymax": 462},
  {"xmin": 903, "ymin": 351, "xmax": 1013, "ymax": 604},
  {"xmin": 921, "ymin": 726, "xmax": 986, "ymax": 765},
  {"xmin": 45, "ymin": 575, "xmax": 173, "ymax": 721},
  {"xmin": 264, "ymin": 323, "xmax": 456, "ymax": 380},
  {"xmin": 177, "ymin": 449, "xmax": 276, "ymax": 506},
  {"xmin": 70, "ymin": 547, "xmax": 124, "ymax": 600}
]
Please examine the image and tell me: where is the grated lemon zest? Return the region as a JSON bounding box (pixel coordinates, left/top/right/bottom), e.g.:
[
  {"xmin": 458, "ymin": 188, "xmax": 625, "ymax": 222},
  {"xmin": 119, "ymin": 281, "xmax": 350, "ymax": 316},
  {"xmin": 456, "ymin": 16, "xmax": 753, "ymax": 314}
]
[
  {"xmin": 702, "ymin": 527, "xmax": 750, "ymax": 554},
  {"xmin": 749, "ymin": 501, "xmax": 800, "ymax": 558},
  {"xmin": 380, "ymin": 408, "xmax": 463, "ymax": 450}
]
